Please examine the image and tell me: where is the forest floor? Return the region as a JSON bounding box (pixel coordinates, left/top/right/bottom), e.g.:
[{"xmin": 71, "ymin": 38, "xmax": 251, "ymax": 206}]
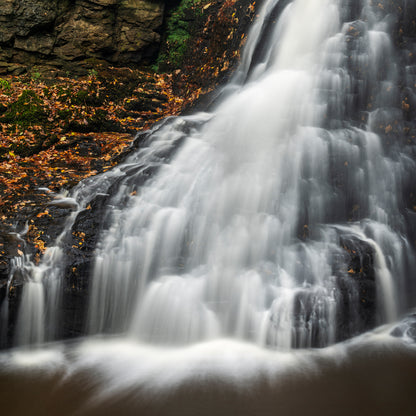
[
  {"xmin": 0, "ymin": 68, "xmax": 203, "ymax": 222},
  {"xmin": 0, "ymin": 66, "xmax": 208, "ymax": 258}
]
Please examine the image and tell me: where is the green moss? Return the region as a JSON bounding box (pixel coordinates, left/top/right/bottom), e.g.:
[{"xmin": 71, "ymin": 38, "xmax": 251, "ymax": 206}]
[
  {"xmin": 87, "ymin": 68, "xmax": 98, "ymax": 78},
  {"xmin": 1, "ymin": 89, "xmax": 47, "ymax": 128},
  {"xmin": 156, "ymin": 0, "xmax": 203, "ymax": 70},
  {"xmin": 0, "ymin": 78, "xmax": 11, "ymax": 94},
  {"xmin": 31, "ymin": 70, "xmax": 41, "ymax": 82}
]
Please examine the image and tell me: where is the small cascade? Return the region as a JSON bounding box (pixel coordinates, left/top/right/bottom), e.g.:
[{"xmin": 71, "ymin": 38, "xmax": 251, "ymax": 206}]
[
  {"xmin": 14, "ymin": 246, "xmax": 64, "ymax": 346},
  {"xmin": 0, "ymin": 257, "xmax": 22, "ymax": 347}
]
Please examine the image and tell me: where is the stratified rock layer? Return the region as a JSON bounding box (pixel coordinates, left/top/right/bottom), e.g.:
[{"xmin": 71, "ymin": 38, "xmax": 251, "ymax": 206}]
[{"xmin": 0, "ymin": 0, "xmax": 164, "ymax": 74}]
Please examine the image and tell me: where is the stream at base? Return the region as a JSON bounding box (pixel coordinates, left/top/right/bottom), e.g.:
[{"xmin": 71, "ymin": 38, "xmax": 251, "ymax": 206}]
[{"xmin": 1, "ymin": 323, "xmax": 416, "ymax": 416}]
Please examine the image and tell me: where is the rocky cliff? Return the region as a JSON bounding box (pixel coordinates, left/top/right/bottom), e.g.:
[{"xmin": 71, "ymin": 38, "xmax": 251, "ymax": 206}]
[{"xmin": 0, "ymin": 0, "xmax": 164, "ymax": 74}]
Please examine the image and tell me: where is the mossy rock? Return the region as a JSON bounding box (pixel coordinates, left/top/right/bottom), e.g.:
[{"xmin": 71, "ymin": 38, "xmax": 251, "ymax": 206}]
[
  {"xmin": 156, "ymin": 0, "xmax": 206, "ymax": 70},
  {"xmin": 1, "ymin": 89, "xmax": 47, "ymax": 128}
]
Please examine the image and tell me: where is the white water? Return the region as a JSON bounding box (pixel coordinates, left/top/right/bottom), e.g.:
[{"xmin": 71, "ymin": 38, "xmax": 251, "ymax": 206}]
[
  {"xmin": 83, "ymin": 0, "xmax": 414, "ymax": 348},
  {"xmin": 0, "ymin": 0, "xmax": 414, "ymax": 357},
  {"xmin": 1, "ymin": 0, "xmax": 416, "ymax": 414},
  {"xmin": 1, "ymin": 327, "xmax": 416, "ymax": 416}
]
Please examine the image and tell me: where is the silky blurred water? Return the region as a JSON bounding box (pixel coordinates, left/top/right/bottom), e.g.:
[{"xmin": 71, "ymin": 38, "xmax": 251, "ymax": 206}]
[
  {"xmin": 84, "ymin": 0, "xmax": 415, "ymax": 348},
  {"xmin": 1, "ymin": 0, "xmax": 416, "ymax": 414}
]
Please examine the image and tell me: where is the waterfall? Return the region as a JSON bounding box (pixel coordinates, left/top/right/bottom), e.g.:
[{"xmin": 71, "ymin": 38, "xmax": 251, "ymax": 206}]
[
  {"xmin": 2, "ymin": 0, "xmax": 416, "ymax": 352},
  {"xmin": 1, "ymin": 1, "xmax": 416, "ymax": 414},
  {"xmin": 83, "ymin": 0, "xmax": 415, "ymax": 348}
]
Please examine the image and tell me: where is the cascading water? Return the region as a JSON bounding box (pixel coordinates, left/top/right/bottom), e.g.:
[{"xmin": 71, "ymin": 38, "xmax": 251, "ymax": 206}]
[
  {"xmin": 2, "ymin": 0, "xmax": 416, "ymax": 349},
  {"xmin": 83, "ymin": 0, "xmax": 415, "ymax": 348},
  {"xmin": 1, "ymin": 0, "xmax": 416, "ymax": 414}
]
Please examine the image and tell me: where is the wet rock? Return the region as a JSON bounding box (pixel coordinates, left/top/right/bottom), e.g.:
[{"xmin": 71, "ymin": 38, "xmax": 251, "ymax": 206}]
[
  {"xmin": 59, "ymin": 193, "xmax": 111, "ymax": 339},
  {"xmin": 0, "ymin": 228, "xmax": 27, "ymax": 348},
  {"xmin": 336, "ymin": 235, "xmax": 376, "ymax": 342}
]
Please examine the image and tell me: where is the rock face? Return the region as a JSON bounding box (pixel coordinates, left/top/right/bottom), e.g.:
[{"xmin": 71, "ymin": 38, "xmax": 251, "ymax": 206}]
[{"xmin": 0, "ymin": 0, "xmax": 164, "ymax": 74}]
